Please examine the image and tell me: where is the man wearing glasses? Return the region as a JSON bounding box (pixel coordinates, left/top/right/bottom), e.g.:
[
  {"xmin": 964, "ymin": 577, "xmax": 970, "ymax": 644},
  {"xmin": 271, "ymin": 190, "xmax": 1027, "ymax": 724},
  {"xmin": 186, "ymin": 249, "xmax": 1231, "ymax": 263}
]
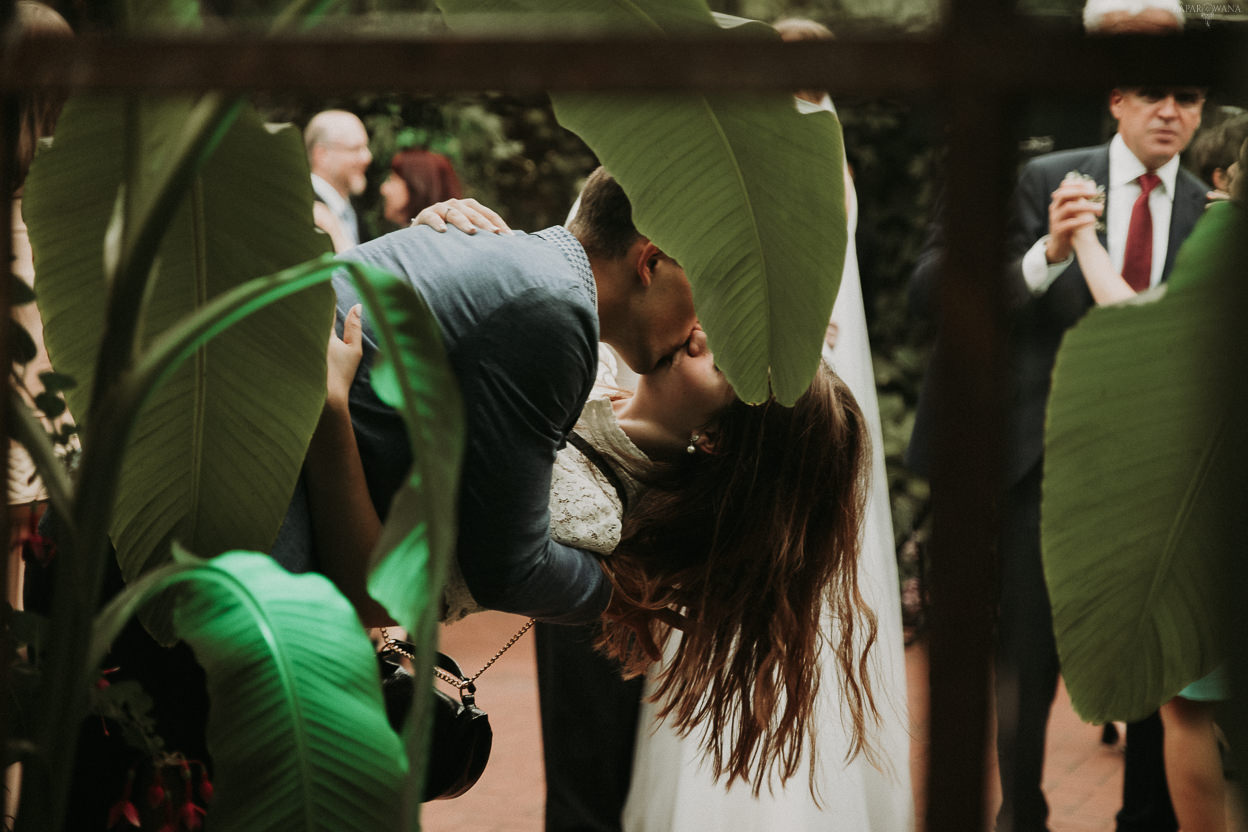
[
  {"xmin": 305, "ymin": 109, "xmax": 374, "ymax": 251},
  {"xmin": 997, "ymin": 85, "xmax": 1207, "ymax": 832}
]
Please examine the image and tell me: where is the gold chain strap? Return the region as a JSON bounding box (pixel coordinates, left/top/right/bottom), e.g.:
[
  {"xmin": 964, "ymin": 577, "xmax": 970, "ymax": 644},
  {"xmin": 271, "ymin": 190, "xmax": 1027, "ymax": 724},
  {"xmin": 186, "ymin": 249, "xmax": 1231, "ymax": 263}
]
[{"xmin": 380, "ymin": 618, "xmax": 536, "ymax": 692}]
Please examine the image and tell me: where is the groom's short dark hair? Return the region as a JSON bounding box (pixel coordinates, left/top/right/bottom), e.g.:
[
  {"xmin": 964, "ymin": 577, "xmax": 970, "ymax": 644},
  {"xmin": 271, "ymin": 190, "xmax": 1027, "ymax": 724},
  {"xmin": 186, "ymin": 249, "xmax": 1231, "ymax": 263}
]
[{"xmin": 568, "ymin": 167, "xmax": 640, "ymax": 261}]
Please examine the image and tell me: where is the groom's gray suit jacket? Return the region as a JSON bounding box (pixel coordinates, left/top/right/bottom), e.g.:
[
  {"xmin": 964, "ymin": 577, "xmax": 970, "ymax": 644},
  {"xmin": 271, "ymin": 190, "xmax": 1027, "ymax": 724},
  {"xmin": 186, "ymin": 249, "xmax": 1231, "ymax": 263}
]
[{"xmin": 275, "ymin": 225, "xmax": 611, "ymax": 624}]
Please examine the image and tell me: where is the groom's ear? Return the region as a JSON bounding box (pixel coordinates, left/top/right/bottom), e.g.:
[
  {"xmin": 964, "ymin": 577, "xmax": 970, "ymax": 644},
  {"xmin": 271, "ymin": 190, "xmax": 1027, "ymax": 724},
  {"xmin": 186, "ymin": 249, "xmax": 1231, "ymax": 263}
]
[{"xmin": 634, "ymin": 239, "xmax": 662, "ymax": 288}]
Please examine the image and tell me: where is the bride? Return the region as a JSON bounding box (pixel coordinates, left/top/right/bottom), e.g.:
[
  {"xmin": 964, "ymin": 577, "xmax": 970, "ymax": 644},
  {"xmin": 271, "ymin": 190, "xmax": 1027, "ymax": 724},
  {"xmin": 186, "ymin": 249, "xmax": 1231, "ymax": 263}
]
[
  {"xmin": 621, "ymin": 17, "xmax": 914, "ymax": 828},
  {"xmin": 385, "ymin": 146, "xmax": 912, "ymax": 828},
  {"xmin": 400, "ymin": 68, "xmax": 916, "ymax": 823},
  {"xmin": 317, "ymin": 174, "xmax": 893, "ymax": 824}
]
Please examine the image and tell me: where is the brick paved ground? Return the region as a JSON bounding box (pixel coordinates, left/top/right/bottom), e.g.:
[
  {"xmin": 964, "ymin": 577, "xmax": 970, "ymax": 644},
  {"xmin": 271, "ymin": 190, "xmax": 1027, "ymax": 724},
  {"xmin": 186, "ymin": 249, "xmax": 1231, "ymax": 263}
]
[{"xmin": 419, "ymin": 611, "xmax": 1176, "ymax": 832}]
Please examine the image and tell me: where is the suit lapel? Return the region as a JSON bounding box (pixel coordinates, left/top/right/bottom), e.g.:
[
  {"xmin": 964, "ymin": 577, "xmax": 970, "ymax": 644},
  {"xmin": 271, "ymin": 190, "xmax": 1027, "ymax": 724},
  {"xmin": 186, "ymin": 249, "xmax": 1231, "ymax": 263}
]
[
  {"xmin": 1163, "ymin": 172, "xmax": 1205, "ymax": 280},
  {"xmin": 1089, "ymin": 146, "xmax": 1111, "ymax": 251}
]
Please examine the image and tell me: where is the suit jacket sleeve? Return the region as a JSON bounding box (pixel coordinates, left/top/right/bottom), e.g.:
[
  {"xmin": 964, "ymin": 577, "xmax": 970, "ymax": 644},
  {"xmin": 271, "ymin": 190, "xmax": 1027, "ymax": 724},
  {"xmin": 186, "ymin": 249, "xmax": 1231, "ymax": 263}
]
[
  {"xmin": 1004, "ymin": 159, "xmax": 1057, "ymax": 311},
  {"xmin": 452, "ymin": 284, "xmax": 610, "ymax": 624}
]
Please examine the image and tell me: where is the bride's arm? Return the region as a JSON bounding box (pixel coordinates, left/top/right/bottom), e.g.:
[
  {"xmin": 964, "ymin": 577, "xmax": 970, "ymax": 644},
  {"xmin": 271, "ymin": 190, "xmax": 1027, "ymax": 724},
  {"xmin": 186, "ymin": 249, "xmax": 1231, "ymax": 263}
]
[
  {"xmin": 306, "ymin": 303, "xmax": 394, "ymax": 626},
  {"xmin": 1056, "ymin": 179, "xmax": 1137, "ymax": 305},
  {"xmin": 1071, "ymin": 226, "xmax": 1135, "ymax": 305}
]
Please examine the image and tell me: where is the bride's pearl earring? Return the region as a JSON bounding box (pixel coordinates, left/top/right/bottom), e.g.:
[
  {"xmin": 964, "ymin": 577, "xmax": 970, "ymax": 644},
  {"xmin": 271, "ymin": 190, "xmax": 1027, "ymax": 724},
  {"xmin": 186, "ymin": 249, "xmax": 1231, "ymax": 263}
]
[{"xmin": 686, "ymin": 432, "xmax": 700, "ymax": 455}]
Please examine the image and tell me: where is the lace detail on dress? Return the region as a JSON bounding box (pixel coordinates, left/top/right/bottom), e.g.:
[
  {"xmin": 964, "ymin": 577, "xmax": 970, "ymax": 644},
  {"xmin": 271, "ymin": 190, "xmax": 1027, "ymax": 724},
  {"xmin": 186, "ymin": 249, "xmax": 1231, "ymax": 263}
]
[
  {"xmin": 442, "ymin": 392, "xmax": 648, "ymax": 623},
  {"xmin": 547, "ymin": 394, "xmax": 647, "ymax": 552}
]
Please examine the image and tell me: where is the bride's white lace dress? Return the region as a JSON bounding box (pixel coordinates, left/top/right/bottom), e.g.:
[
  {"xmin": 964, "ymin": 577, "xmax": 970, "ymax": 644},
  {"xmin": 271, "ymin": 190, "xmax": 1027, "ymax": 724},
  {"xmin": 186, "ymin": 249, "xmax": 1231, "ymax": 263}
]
[{"xmin": 620, "ymin": 158, "xmax": 915, "ymax": 832}]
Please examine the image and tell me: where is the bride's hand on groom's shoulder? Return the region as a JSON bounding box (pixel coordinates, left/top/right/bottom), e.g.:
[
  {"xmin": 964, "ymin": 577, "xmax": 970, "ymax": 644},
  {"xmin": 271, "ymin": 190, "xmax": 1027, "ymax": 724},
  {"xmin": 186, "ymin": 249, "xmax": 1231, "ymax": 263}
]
[{"xmin": 412, "ymin": 197, "xmax": 513, "ymax": 236}]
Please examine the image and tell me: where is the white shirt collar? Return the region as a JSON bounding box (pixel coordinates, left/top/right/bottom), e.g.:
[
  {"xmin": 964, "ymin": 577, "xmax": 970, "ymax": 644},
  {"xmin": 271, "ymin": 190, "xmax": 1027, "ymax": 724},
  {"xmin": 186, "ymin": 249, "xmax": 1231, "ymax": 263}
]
[
  {"xmin": 311, "ymin": 173, "xmax": 351, "ymax": 217},
  {"xmin": 1109, "ymin": 133, "xmax": 1180, "ymax": 199}
]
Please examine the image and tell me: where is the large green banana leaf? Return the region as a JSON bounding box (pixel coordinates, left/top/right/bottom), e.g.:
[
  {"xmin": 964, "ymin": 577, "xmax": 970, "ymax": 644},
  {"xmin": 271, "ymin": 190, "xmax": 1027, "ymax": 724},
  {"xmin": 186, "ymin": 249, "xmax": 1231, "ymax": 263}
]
[
  {"xmin": 90, "ymin": 550, "xmax": 407, "ymax": 832},
  {"xmin": 330, "ymin": 261, "xmax": 464, "ymax": 828},
  {"xmin": 437, "ymin": 0, "xmax": 846, "ymax": 405},
  {"xmin": 334, "ymin": 261, "xmax": 463, "ymax": 638},
  {"xmin": 1042, "ymin": 202, "xmax": 1247, "ymax": 724},
  {"xmin": 25, "ymin": 97, "xmax": 335, "ymax": 642}
]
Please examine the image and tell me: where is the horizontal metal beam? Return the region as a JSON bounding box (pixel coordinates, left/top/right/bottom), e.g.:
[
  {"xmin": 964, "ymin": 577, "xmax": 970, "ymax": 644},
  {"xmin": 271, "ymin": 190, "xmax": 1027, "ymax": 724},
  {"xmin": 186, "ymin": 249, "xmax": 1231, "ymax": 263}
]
[{"xmin": 2, "ymin": 28, "xmax": 1244, "ymax": 95}]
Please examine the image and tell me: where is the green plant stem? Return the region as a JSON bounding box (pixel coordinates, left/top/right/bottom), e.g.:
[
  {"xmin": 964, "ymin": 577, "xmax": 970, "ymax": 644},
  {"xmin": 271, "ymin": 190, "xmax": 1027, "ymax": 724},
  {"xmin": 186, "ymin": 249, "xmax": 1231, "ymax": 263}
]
[
  {"xmin": 5, "ymin": 392, "xmax": 75, "ymax": 533},
  {"xmin": 19, "ymin": 94, "xmax": 246, "ymax": 832},
  {"xmin": 272, "ymin": 0, "xmax": 341, "ymax": 31},
  {"xmin": 130, "ymin": 255, "xmax": 337, "ymax": 395},
  {"xmin": 21, "ymin": 8, "xmax": 363, "ymax": 829},
  {"xmin": 20, "ymin": 255, "xmax": 337, "ymax": 832}
]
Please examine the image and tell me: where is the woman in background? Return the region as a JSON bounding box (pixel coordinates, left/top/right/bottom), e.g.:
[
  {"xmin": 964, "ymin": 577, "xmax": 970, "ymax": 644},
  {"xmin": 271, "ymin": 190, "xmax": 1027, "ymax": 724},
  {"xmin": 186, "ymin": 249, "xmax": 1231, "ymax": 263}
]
[
  {"xmin": 379, "ymin": 145, "xmax": 463, "ymax": 227},
  {"xmin": 7, "ymin": 2, "xmax": 74, "ymax": 822},
  {"xmin": 8, "ymin": 1, "xmax": 74, "ymax": 613}
]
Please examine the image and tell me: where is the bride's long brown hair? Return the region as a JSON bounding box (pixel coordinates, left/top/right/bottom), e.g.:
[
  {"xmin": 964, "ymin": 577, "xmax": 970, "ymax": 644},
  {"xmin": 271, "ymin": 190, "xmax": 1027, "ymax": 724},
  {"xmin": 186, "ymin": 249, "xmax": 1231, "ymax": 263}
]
[{"xmin": 597, "ymin": 362, "xmax": 879, "ymax": 796}]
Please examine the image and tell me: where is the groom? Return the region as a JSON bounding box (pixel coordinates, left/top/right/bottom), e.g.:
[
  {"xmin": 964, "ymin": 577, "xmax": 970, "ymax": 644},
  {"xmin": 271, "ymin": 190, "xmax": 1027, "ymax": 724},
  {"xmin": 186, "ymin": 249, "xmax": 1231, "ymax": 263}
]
[{"xmin": 274, "ymin": 167, "xmax": 697, "ymax": 625}]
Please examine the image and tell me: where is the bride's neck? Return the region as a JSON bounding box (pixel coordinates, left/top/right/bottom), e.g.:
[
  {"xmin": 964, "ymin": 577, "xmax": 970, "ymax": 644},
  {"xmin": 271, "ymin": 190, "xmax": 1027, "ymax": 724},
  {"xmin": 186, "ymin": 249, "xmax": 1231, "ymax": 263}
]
[{"xmin": 612, "ymin": 395, "xmax": 687, "ymax": 461}]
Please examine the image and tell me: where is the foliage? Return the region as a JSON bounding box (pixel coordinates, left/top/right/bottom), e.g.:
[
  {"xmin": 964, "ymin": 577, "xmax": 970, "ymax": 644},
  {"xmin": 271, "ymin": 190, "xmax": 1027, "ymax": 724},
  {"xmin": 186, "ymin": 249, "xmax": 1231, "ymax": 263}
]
[
  {"xmin": 14, "ymin": 2, "xmax": 459, "ymax": 829},
  {"xmin": 89, "ymin": 550, "xmax": 408, "ymax": 831},
  {"xmin": 19, "ymin": 143, "xmax": 458, "ymax": 832},
  {"xmin": 8, "ymin": 284, "xmax": 79, "ymax": 510},
  {"xmin": 12, "ymin": 1, "xmax": 952, "ymax": 829},
  {"xmin": 730, "ymin": 0, "xmax": 938, "ymax": 32},
  {"xmin": 439, "ymin": 0, "xmax": 849, "ymax": 405},
  {"xmin": 337, "ymin": 259, "xmax": 466, "ymax": 827},
  {"xmin": 25, "ymin": 95, "xmax": 336, "ymax": 644},
  {"xmin": 1042, "ymin": 202, "xmax": 1247, "ymax": 724}
]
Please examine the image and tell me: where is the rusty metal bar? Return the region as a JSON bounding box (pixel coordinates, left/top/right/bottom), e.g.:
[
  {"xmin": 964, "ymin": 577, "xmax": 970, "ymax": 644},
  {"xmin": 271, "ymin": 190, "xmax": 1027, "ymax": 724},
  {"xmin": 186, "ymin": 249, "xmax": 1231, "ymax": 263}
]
[
  {"xmin": 924, "ymin": 89, "xmax": 1015, "ymax": 831},
  {"xmin": 0, "ymin": 29, "xmax": 1242, "ymax": 95},
  {"xmin": 925, "ymin": 1, "xmax": 1010, "ymax": 828}
]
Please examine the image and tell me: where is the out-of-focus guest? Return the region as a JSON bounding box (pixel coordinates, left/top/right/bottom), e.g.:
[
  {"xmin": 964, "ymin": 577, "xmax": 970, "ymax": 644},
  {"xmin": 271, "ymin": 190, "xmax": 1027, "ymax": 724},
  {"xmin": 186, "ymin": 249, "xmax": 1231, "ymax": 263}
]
[
  {"xmin": 1187, "ymin": 111, "xmax": 1248, "ymax": 201},
  {"xmin": 380, "ymin": 145, "xmax": 464, "ymax": 227},
  {"xmin": 9, "ymin": 0, "xmax": 74, "ymax": 613},
  {"xmin": 304, "ymin": 109, "xmax": 372, "ymax": 251},
  {"xmin": 8, "ymin": 2, "xmax": 74, "ymax": 821}
]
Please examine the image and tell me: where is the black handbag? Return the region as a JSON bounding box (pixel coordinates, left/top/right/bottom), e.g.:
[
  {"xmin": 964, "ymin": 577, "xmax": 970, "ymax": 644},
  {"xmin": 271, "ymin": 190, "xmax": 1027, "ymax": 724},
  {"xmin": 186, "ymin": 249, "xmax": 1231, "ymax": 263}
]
[{"xmin": 378, "ymin": 620, "xmax": 533, "ymax": 801}]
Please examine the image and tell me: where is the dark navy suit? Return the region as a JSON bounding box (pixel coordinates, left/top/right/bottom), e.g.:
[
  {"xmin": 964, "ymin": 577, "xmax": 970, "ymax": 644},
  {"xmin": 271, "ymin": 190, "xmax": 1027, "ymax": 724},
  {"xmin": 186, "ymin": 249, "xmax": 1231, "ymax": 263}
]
[{"xmin": 908, "ymin": 143, "xmax": 1207, "ymax": 831}]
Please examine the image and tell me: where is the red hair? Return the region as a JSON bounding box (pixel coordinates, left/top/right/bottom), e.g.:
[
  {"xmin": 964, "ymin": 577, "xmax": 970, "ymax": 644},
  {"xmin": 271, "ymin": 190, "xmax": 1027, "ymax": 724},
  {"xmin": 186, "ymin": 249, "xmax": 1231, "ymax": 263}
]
[{"xmin": 389, "ymin": 147, "xmax": 462, "ymax": 221}]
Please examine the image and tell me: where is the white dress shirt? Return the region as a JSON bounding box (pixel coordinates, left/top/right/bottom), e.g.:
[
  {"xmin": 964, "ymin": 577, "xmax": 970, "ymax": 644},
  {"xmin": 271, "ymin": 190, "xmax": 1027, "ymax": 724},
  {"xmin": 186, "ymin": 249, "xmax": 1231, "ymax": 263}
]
[{"xmin": 1022, "ymin": 134, "xmax": 1181, "ymax": 294}]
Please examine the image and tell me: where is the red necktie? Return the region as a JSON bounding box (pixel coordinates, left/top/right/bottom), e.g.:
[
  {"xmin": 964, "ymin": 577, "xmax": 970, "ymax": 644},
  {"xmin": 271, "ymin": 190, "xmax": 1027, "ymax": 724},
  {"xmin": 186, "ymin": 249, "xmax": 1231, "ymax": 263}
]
[{"xmin": 1122, "ymin": 172, "xmax": 1161, "ymax": 292}]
